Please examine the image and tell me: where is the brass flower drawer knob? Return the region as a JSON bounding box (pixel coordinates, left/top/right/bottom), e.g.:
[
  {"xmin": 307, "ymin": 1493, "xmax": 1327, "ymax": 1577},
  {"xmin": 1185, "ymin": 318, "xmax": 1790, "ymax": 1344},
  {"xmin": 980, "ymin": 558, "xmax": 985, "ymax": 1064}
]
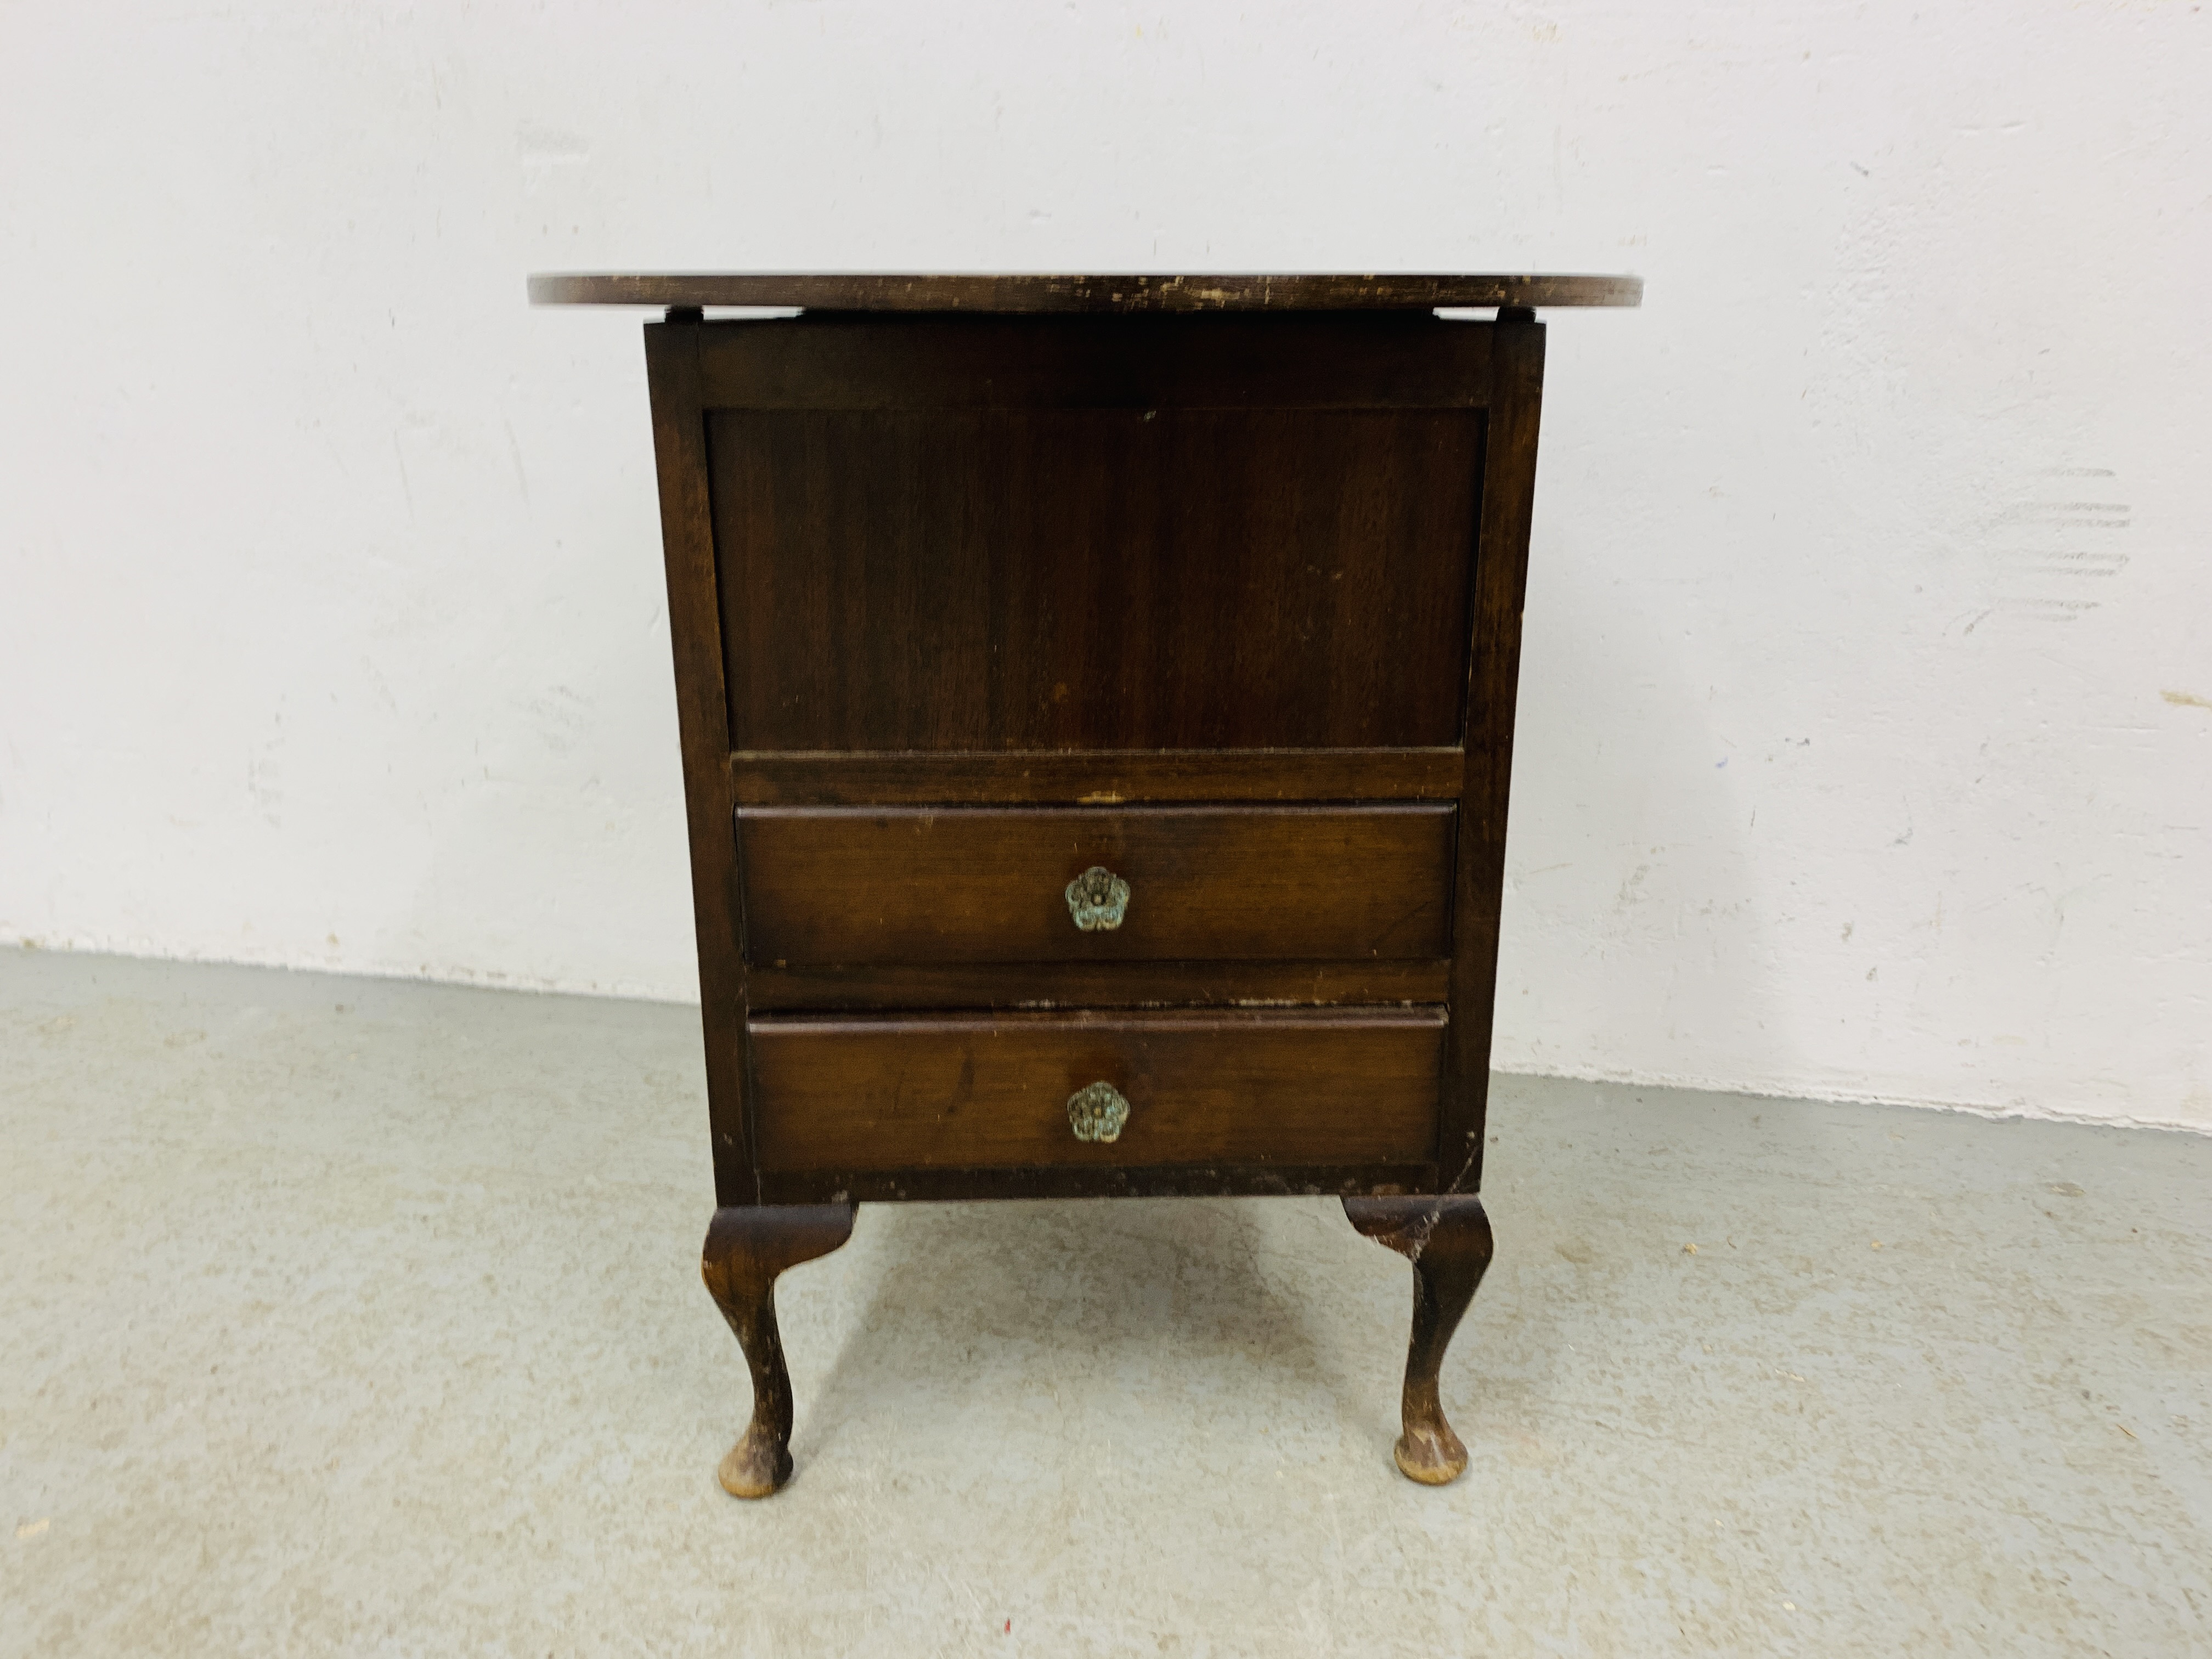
[
  {"xmin": 1065, "ymin": 1081, "xmax": 1131, "ymax": 1143},
  {"xmin": 1065, "ymin": 865, "xmax": 1131, "ymax": 931}
]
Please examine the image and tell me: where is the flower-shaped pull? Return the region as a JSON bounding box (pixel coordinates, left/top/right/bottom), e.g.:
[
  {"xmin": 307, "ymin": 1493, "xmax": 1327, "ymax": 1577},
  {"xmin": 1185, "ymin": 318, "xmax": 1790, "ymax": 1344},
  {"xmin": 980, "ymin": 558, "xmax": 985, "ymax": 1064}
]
[
  {"xmin": 1066, "ymin": 1081, "xmax": 1131, "ymax": 1143},
  {"xmin": 1065, "ymin": 865, "xmax": 1131, "ymax": 931}
]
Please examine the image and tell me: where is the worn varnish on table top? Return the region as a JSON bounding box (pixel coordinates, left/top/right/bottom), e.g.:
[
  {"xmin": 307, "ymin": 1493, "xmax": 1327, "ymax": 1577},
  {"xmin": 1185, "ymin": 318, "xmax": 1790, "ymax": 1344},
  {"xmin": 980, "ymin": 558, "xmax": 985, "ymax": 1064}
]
[{"xmin": 528, "ymin": 271, "xmax": 1644, "ymax": 312}]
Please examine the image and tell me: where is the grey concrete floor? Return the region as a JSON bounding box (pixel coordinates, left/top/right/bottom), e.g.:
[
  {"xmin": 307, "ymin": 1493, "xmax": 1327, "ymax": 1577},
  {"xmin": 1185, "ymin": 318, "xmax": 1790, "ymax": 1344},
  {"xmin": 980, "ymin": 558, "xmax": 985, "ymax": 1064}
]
[{"xmin": 2, "ymin": 949, "xmax": 2208, "ymax": 1657}]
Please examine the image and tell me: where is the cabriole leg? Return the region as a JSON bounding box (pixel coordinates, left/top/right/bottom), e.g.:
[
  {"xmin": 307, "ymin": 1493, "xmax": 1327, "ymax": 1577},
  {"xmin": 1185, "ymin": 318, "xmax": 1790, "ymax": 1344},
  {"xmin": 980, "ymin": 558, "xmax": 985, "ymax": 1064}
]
[
  {"xmin": 1342, "ymin": 1194, "xmax": 1494, "ymax": 1485},
  {"xmin": 700, "ymin": 1203, "xmax": 856, "ymax": 1498}
]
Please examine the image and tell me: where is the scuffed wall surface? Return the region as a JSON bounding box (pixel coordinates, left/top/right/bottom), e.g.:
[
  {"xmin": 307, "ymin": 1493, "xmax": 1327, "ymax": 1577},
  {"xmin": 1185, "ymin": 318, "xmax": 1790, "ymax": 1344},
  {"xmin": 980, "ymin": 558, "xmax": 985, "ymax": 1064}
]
[{"xmin": 1, "ymin": 1, "xmax": 2207, "ymax": 1125}]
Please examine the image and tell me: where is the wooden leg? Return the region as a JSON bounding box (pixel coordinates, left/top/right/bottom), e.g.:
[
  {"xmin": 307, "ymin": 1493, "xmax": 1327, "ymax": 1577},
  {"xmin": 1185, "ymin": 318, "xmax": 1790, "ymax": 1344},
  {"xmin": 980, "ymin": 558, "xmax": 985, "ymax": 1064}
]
[
  {"xmin": 1342, "ymin": 1195, "xmax": 1494, "ymax": 1485},
  {"xmin": 700, "ymin": 1203, "xmax": 856, "ymax": 1498}
]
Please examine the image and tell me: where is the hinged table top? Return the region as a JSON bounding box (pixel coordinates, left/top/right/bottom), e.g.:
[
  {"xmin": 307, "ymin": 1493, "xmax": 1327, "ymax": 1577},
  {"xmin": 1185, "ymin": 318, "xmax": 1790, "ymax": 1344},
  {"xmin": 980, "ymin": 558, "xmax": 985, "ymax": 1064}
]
[{"xmin": 526, "ymin": 272, "xmax": 1641, "ymax": 312}]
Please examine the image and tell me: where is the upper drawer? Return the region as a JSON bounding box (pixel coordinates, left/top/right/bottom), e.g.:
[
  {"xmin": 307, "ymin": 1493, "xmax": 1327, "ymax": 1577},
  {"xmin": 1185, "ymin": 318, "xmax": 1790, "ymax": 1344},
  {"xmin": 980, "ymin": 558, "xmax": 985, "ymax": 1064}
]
[{"xmin": 740, "ymin": 804, "xmax": 1454, "ymax": 966}]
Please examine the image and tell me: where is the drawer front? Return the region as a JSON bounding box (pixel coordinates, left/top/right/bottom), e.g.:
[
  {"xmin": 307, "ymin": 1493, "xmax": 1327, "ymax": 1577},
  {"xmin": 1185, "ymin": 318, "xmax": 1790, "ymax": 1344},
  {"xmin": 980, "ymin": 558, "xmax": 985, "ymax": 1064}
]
[
  {"xmin": 740, "ymin": 805, "xmax": 1453, "ymax": 965},
  {"xmin": 749, "ymin": 1008, "xmax": 1443, "ymax": 1172}
]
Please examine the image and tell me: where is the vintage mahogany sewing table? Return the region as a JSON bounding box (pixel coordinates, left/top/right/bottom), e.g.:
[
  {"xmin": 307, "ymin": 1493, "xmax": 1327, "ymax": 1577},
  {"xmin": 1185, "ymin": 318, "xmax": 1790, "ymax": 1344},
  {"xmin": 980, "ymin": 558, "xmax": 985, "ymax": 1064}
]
[{"xmin": 529, "ymin": 272, "xmax": 1641, "ymax": 1496}]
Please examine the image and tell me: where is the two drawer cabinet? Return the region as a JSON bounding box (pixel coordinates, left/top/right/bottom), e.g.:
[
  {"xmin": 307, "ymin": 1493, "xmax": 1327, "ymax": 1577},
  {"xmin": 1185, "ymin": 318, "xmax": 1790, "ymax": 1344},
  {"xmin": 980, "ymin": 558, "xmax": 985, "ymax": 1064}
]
[{"xmin": 531, "ymin": 270, "xmax": 1640, "ymax": 1497}]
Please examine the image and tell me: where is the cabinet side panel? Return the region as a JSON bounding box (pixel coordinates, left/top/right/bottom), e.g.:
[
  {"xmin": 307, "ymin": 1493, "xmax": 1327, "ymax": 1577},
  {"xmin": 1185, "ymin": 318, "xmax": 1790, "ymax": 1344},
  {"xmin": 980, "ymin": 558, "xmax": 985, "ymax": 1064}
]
[
  {"xmin": 1442, "ymin": 318, "xmax": 1545, "ymax": 1190},
  {"xmin": 644, "ymin": 320, "xmax": 755, "ymax": 1204}
]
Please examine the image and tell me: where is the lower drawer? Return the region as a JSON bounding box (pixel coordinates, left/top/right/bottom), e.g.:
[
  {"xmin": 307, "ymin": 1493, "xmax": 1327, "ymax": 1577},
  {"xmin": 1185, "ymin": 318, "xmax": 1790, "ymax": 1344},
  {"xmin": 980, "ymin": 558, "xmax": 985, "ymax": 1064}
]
[{"xmin": 749, "ymin": 1008, "xmax": 1443, "ymax": 1172}]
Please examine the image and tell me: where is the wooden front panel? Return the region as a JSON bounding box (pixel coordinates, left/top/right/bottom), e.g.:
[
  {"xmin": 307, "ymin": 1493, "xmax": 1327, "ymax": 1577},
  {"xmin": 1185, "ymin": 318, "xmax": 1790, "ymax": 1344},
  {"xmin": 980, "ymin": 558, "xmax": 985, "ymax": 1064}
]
[
  {"xmin": 746, "ymin": 960, "xmax": 1452, "ymax": 1012},
  {"xmin": 748, "ymin": 1009, "xmax": 1444, "ymax": 1171},
  {"xmin": 740, "ymin": 805, "xmax": 1453, "ymax": 966},
  {"xmin": 693, "ymin": 312, "xmax": 1498, "ymax": 408},
  {"xmin": 728, "ymin": 747, "xmax": 1465, "ymax": 807},
  {"xmin": 707, "ymin": 398, "xmax": 1484, "ymax": 752}
]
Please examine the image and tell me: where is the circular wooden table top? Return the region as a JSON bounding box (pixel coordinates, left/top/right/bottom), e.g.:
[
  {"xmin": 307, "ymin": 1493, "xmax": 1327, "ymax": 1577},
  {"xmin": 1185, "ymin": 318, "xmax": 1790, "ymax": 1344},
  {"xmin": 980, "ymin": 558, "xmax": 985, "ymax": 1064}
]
[{"xmin": 527, "ymin": 272, "xmax": 1641, "ymax": 312}]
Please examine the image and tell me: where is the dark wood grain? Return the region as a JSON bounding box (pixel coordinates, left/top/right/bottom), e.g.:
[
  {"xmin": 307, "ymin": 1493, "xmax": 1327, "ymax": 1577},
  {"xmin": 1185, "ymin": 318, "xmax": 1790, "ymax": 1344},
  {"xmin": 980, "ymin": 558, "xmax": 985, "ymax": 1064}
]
[
  {"xmin": 708, "ymin": 403, "xmax": 1483, "ymax": 753},
  {"xmin": 1439, "ymin": 314, "xmax": 1545, "ymax": 1189},
  {"xmin": 700, "ymin": 1204, "xmax": 856, "ymax": 1498},
  {"xmin": 759, "ymin": 1163, "xmax": 1437, "ymax": 1204},
  {"xmin": 740, "ymin": 805, "xmax": 1453, "ymax": 966},
  {"xmin": 531, "ymin": 271, "xmax": 1643, "ymax": 312},
  {"xmin": 643, "ymin": 319, "xmax": 758, "ymax": 1206},
  {"xmin": 1344, "ymin": 1195, "xmax": 1494, "ymax": 1484},
  {"xmin": 695, "ymin": 314, "xmax": 1494, "ymax": 409},
  {"xmin": 748, "ymin": 1009, "xmax": 1444, "ymax": 1172},
  {"xmin": 729, "ymin": 748, "xmax": 1464, "ymax": 806},
  {"xmin": 746, "ymin": 959, "xmax": 1450, "ymax": 1012}
]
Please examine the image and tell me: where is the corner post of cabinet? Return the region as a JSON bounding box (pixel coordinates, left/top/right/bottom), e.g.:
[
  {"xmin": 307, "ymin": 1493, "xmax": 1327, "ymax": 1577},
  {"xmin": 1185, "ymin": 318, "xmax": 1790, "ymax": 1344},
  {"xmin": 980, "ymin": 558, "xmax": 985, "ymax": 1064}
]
[
  {"xmin": 1441, "ymin": 307, "xmax": 1547, "ymax": 1193},
  {"xmin": 644, "ymin": 311, "xmax": 758, "ymax": 1205}
]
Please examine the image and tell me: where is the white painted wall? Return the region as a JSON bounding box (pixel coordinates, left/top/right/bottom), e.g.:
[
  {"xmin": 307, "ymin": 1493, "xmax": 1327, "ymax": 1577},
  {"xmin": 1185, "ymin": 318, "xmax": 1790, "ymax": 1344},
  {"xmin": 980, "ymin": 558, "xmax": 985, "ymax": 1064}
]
[{"xmin": 3, "ymin": 1, "xmax": 2208, "ymax": 1127}]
